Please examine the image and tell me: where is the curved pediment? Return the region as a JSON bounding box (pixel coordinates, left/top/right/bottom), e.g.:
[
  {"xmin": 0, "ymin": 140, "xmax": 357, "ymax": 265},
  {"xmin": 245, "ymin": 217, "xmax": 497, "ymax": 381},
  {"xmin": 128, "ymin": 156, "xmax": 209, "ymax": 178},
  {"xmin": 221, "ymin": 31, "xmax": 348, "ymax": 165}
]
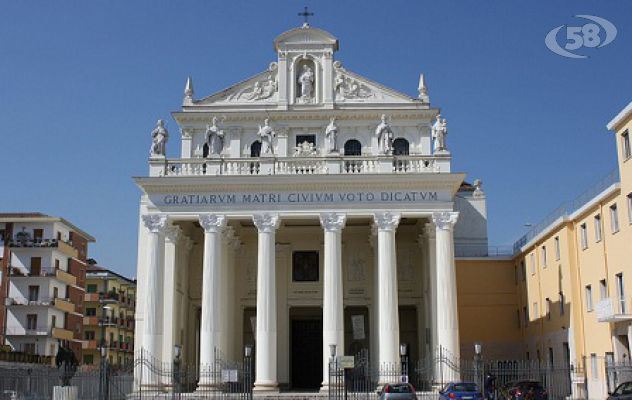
[{"xmin": 274, "ymin": 25, "xmax": 339, "ymax": 52}]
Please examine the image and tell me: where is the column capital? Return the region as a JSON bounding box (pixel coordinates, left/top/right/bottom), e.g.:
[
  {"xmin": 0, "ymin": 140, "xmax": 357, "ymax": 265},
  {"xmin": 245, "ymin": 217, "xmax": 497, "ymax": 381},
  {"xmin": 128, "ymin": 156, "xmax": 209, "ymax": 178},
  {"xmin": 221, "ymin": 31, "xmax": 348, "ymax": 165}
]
[
  {"xmin": 252, "ymin": 213, "xmax": 280, "ymax": 233},
  {"xmin": 373, "ymin": 212, "xmax": 401, "ymax": 232},
  {"xmin": 423, "ymin": 222, "xmax": 436, "ymax": 239},
  {"xmin": 319, "ymin": 213, "xmax": 346, "ymax": 232},
  {"xmin": 142, "ymin": 214, "xmax": 168, "ymax": 233},
  {"xmin": 432, "ymin": 211, "xmax": 459, "ymax": 230},
  {"xmin": 199, "ymin": 213, "xmax": 227, "ymax": 233},
  {"xmin": 165, "ymin": 224, "xmax": 182, "ymax": 243}
]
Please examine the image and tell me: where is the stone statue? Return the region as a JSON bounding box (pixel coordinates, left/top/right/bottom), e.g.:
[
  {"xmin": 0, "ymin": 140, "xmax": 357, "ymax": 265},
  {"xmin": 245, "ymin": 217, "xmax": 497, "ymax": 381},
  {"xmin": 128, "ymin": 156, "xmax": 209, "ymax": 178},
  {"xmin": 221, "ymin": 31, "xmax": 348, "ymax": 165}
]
[
  {"xmin": 325, "ymin": 117, "xmax": 338, "ymax": 153},
  {"xmin": 298, "ymin": 64, "xmax": 315, "ymax": 101},
  {"xmin": 432, "ymin": 114, "xmax": 448, "ymax": 152},
  {"xmin": 206, "ymin": 116, "xmax": 225, "ymax": 156},
  {"xmin": 375, "ymin": 114, "xmax": 394, "ymax": 154},
  {"xmin": 150, "ymin": 119, "xmax": 168, "ymax": 157},
  {"xmin": 55, "ymin": 343, "xmax": 78, "ymax": 387},
  {"xmin": 257, "ymin": 118, "xmax": 275, "ymax": 155}
]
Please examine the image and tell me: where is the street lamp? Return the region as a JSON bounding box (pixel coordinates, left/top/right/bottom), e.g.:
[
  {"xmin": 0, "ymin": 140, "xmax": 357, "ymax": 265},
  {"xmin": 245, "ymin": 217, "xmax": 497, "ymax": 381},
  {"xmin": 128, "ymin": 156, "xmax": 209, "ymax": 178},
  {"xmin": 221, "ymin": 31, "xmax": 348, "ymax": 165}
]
[
  {"xmin": 244, "ymin": 345, "xmax": 253, "ymax": 400},
  {"xmin": 172, "ymin": 344, "xmax": 182, "ymax": 399},
  {"xmin": 400, "ymin": 343, "xmax": 408, "ymax": 382},
  {"xmin": 98, "ymin": 304, "xmax": 112, "ymax": 400},
  {"xmin": 474, "ymin": 342, "xmax": 483, "ymax": 393}
]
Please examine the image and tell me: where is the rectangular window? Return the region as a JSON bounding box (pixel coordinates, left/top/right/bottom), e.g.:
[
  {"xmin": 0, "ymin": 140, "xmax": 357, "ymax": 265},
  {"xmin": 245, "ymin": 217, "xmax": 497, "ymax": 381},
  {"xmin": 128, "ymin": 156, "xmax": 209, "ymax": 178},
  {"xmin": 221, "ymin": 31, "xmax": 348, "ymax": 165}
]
[
  {"xmin": 616, "ymin": 273, "xmax": 625, "ymax": 314},
  {"xmin": 86, "ymin": 308, "xmax": 97, "ymax": 317},
  {"xmin": 26, "ymin": 314, "xmax": 37, "ymax": 330},
  {"xmin": 530, "ymin": 253, "xmax": 535, "ymax": 275},
  {"xmin": 87, "ymin": 284, "xmax": 97, "ymax": 293},
  {"xmin": 600, "ymin": 279, "xmax": 608, "ymax": 300},
  {"xmin": 627, "ymin": 193, "xmax": 632, "ymax": 225},
  {"xmin": 546, "ymin": 298, "xmax": 551, "ymax": 320},
  {"xmin": 622, "ymin": 130, "xmax": 631, "ymax": 160},
  {"xmin": 33, "ymin": 229, "xmax": 43, "ymax": 240},
  {"xmin": 85, "ymin": 331, "xmax": 95, "ymax": 340},
  {"xmin": 520, "ymin": 260, "xmax": 526, "ymax": 281},
  {"xmin": 541, "ymin": 246, "xmax": 547, "ymax": 267},
  {"xmin": 533, "ymin": 302, "xmax": 539, "ymax": 319},
  {"xmin": 51, "ymin": 315, "xmax": 56, "ymax": 328},
  {"xmin": 54, "ymin": 259, "xmax": 60, "ymax": 269},
  {"xmin": 554, "ymin": 237, "xmax": 560, "ymax": 261},
  {"xmin": 580, "ymin": 224, "xmax": 588, "ymax": 250},
  {"xmin": 295, "ymin": 134, "xmax": 316, "ymax": 147},
  {"xmin": 586, "ymin": 285, "xmax": 593, "ymax": 311},
  {"xmin": 30, "ymin": 257, "xmax": 42, "ymax": 275},
  {"xmin": 292, "ymin": 251, "xmax": 319, "ymax": 282},
  {"xmin": 594, "ymin": 214, "xmax": 602, "ymax": 242},
  {"xmin": 548, "ymin": 347, "xmax": 554, "ymax": 365},
  {"xmin": 28, "ymin": 285, "xmax": 39, "ymax": 302},
  {"xmin": 611, "ymin": 204, "xmax": 620, "ymax": 233}
]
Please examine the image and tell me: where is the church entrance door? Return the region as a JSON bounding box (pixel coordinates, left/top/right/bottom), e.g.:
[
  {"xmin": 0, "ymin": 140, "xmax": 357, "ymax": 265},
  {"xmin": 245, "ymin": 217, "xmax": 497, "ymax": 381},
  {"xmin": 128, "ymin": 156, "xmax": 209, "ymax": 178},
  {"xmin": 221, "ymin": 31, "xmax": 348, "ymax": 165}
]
[{"xmin": 290, "ymin": 307, "xmax": 323, "ymax": 390}]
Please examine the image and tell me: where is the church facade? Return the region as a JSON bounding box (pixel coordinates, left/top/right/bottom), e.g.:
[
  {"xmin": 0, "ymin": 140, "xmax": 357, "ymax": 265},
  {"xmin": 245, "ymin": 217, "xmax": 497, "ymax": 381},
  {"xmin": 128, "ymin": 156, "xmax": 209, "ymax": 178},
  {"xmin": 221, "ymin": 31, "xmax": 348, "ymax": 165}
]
[{"xmin": 133, "ymin": 24, "xmax": 494, "ymax": 392}]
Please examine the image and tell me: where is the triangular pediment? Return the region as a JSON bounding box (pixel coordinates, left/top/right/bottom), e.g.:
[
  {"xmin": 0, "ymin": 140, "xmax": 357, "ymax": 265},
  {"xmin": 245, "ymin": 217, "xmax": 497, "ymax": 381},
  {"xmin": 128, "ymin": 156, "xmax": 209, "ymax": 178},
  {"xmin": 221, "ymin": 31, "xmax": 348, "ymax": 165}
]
[
  {"xmin": 274, "ymin": 26, "xmax": 338, "ymax": 52},
  {"xmin": 332, "ymin": 65, "xmax": 418, "ymax": 104},
  {"xmin": 195, "ymin": 66, "xmax": 280, "ymax": 106}
]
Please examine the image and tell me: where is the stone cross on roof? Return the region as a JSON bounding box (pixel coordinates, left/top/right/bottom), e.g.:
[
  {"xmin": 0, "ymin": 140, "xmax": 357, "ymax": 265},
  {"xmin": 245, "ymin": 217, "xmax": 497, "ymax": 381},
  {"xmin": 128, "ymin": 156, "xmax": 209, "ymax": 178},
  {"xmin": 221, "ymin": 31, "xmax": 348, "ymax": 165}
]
[{"xmin": 298, "ymin": 6, "xmax": 314, "ymax": 26}]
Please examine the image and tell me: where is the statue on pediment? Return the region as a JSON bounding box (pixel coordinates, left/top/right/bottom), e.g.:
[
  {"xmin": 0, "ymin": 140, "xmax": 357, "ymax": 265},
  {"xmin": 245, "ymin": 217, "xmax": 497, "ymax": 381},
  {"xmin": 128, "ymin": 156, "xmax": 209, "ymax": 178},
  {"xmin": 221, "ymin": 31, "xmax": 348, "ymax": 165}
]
[
  {"xmin": 432, "ymin": 114, "xmax": 448, "ymax": 152},
  {"xmin": 325, "ymin": 117, "xmax": 339, "ymax": 153},
  {"xmin": 150, "ymin": 119, "xmax": 168, "ymax": 157},
  {"xmin": 257, "ymin": 118, "xmax": 276, "ymax": 155},
  {"xmin": 375, "ymin": 114, "xmax": 394, "ymax": 154},
  {"xmin": 206, "ymin": 116, "xmax": 225, "ymax": 156},
  {"xmin": 298, "ymin": 64, "xmax": 315, "ymax": 101}
]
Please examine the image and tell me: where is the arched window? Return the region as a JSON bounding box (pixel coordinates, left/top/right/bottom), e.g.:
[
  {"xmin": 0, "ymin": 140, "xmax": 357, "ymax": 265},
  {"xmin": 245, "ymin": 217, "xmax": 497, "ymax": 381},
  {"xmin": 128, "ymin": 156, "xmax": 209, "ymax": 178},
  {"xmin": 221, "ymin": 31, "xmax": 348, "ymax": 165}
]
[
  {"xmin": 393, "ymin": 138, "xmax": 410, "ymax": 156},
  {"xmin": 250, "ymin": 141, "xmax": 262, "ymax": 157},
  {"xmin": 344, "ymin": 139, "xmax": 362, "ymax": 156}
]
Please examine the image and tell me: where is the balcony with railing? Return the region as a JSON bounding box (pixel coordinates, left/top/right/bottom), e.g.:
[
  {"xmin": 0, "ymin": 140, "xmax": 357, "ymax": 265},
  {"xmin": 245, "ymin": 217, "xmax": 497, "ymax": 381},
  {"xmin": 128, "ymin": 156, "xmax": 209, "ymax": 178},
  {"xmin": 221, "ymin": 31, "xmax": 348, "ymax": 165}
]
[
  {"xmin": 596, "ymin": 297, "xmax": 632, "ymax": 322},
  {"xmin": 5, "ymin": 237, "xmax": 78, "ymax": 258},
  {"xmin": 5, "ymin": 325, "xmax": 52, "ymax": 336},
  {"xmin": 5, "ymin": 296, "xmax": 75, "ymax": 313},
  {"xmin": 9, "ymin": 266, "xmax": 77, "ymax": 286},
  {"xmin": 150, "ymin": 154, "xmax": 451, "ymax": 177}
]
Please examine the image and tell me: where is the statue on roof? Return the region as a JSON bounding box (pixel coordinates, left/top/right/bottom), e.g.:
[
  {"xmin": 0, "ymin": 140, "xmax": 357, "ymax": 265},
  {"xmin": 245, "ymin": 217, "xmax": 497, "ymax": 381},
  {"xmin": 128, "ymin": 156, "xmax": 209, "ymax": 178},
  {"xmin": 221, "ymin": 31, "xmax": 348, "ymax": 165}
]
[
  {"xmin": 325, "ymin": 117, "xmax": 339, "ymax": 153},
  {"xmin": 432, "ymin": 114, "xmax": 448, "ymax": 153},
  {"xmin": 298, "ymin": 64, "xmax": 315, "ymax": 101},
  {"xmin": 257, "ymin": 118, "xmax": 276, "ymax": 155},
  {"xmin": 375, "ymin": 114, "xmax": 394, "ymax": 154},
  {"xmin": 150, "ymin": 119, "xmax": 168, "ymax": 157},
  {"xmin": 206, "ymin": 116, "xmax": 225, "ymax": 156}
]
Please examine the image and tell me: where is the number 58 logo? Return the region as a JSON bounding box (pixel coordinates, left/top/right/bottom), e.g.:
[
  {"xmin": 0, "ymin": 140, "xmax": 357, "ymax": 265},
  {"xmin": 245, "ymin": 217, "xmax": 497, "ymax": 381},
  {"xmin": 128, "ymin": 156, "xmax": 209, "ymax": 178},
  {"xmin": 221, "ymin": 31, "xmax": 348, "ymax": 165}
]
[{"xmin": 545, "ymin": 15, "xmax": 617, "ymax": 58}]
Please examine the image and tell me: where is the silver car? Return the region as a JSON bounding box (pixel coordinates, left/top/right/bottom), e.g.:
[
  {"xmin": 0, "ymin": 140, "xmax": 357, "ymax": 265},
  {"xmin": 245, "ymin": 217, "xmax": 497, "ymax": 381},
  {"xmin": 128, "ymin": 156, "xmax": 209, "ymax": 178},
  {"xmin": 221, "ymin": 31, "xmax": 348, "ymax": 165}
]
[{"xmin": 379, "ymin": 383, "xmax": 416, "ymax": 399}]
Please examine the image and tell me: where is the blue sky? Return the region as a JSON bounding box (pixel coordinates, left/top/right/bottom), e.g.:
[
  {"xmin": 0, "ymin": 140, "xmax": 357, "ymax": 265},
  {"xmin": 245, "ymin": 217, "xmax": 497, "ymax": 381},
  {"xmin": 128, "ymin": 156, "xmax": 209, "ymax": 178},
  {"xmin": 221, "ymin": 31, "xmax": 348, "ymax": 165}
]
[{"xmin": 1, "ymin": 1, "xmax": 631, "ymax": 278}]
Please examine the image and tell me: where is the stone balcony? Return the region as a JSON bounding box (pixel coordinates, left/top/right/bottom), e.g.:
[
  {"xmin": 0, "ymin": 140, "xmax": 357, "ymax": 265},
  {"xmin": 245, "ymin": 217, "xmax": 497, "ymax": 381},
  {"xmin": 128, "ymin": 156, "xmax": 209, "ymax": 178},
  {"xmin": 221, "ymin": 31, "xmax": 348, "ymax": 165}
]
[
  {"xmin": 596, "ymin": 297, "xmax": 632, "ymax": 322},
  {"xmin": 149, "ymin": 154, "xmax": 451, "ymax": 177},
  {"xmin": 5, "ymin": 296, "xmax": 75, "ymax": 313}
]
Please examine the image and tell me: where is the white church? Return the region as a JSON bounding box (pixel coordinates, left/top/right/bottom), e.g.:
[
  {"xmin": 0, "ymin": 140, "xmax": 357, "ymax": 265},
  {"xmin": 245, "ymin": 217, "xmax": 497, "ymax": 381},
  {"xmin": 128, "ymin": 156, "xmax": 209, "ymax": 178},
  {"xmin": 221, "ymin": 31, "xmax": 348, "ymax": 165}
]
[{"xmin": 133, "ymin": 23, "xmax": 489, "ymax": 393}]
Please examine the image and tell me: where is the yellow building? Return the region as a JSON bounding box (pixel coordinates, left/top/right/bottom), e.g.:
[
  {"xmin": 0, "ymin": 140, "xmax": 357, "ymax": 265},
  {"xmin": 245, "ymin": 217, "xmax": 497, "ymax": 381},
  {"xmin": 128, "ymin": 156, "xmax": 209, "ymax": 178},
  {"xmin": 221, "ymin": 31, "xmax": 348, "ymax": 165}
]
[
  {"xmin": 81, "ymin": 262, "xmax": 136, "ymax": 367},
  {"xmin": 507, "ymin": 100, "xmax": 632, "ymax": 397}
]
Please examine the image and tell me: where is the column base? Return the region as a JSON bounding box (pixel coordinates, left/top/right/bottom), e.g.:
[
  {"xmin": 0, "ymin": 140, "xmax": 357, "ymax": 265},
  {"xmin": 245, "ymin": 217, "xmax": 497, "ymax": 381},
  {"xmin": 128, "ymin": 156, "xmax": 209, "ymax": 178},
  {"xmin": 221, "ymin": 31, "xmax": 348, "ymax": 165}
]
[{"xmin": 253, "ymin": 381, "xmax": 279, "ymax": 393}]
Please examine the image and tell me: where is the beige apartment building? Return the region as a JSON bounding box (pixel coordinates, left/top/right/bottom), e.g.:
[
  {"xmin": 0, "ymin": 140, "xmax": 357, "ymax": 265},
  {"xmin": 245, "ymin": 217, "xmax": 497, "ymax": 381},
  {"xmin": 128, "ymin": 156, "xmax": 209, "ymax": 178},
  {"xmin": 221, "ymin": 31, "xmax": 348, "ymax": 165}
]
[
  {"xmin": 82, "ymin": 262, "xmax": 136, "ymax": 367},
  {"xmin": 512, "ymin": 100, "xmax": 632, "ymax": 397}
]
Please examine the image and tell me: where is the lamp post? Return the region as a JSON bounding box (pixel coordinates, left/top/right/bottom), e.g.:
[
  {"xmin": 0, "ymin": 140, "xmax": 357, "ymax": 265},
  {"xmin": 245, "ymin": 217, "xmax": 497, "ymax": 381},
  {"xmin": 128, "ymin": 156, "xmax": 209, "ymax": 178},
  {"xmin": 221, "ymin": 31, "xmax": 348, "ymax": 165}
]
[
  {"xmin": 400, "ymin": 343, "xmax": 408, "ymax": 383},
  {"xmin": 244, "ymin": 345, "xmax": 253, "ymax": 400},
  {"xmin": 98, "ymin": 305, "xmax": 112, "ymax": 400},
  {"xmin": 172, "ymin": 345, "xmax": 181, "ymax": 400},
  {"xmin": 474, "ymin": 342, "xmax": 483, "ymax": 394}
]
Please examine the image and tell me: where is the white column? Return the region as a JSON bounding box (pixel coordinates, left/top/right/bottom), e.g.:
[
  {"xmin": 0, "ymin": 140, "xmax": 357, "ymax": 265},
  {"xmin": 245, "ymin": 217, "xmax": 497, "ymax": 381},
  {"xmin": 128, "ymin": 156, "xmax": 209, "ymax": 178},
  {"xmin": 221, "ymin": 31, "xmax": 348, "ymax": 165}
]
[
  {"xmin": 320, "ymin": 213, "xmax": 346, "ymax": 388},
  {"xmin": 423, "ymin": 224, "xmax": 438, "ymax": 360},
  {"xmin": 141, "ymin": 214, "xmax": 167, "ymax": 361},
  {"xmin": 252, "ymin": 213, "xmax": 281, "ymax": 392},
  {"xmin": 162, "ymin": 224, "xmax": 182, "ymax": 366},
  {"xmin": 432, "ymin": 212, "xmax": 460, "ymax": 369},
  {"xmin": 198, "ymin": 214, "xmax": 227, "ymax": 389},
  {"xmin": 374, "ymin": 212, "xmax": 401, "ymax": 376}
]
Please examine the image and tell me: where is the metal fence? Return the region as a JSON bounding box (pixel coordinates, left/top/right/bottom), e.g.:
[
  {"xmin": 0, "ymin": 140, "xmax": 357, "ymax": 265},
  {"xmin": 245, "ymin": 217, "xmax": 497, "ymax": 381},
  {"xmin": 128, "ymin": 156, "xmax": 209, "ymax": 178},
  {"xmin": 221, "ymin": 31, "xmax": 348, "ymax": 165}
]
[
  {"xmin": 0, "ymin": 349, "xmax": 253, "ymax": 400},
  {"xmin": 328, "ymin": 347, "xmax": 587, "ymax": 400}
]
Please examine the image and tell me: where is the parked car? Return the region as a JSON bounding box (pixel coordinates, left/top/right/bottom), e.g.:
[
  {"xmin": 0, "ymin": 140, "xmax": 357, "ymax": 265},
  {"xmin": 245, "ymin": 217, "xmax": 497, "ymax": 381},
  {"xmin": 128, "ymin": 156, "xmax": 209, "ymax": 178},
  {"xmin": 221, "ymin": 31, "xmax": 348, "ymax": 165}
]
[
  {"xmin": 378, "ymin": 383, "xmax": 416, "ymax": 399},
  {"xmin": 439, "ymin": 382, "xmax": 483, "ymax": 400},
  {"xmin": 499, "ymin": 380, "xmax": 547, "ymax": 400},
  {"xmin": 608, "ymin": 381, "xmax": 632, "ymax": 400}
]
